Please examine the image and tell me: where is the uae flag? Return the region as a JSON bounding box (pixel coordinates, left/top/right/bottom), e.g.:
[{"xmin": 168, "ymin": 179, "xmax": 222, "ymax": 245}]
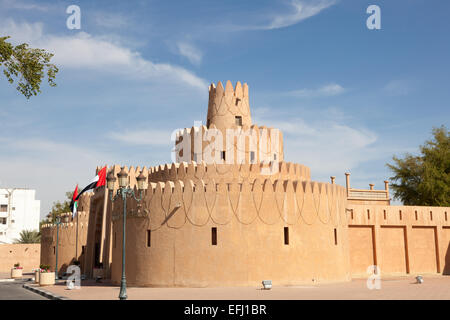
[
  {"xmin": 75, "ymin": 166, "xmax": 107, "ymax": 201},
  {"xmin": 70, "ymin": 185, "xmax": 79, "ymax": 219}
]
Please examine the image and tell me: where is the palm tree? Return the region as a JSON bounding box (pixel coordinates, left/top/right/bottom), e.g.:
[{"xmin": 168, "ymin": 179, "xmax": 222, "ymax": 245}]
[{"xmin": 14, "ymin": 229, "xmax": 41, "ymax": 244}]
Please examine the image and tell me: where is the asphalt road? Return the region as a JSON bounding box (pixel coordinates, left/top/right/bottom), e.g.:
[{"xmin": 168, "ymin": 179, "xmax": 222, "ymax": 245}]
[{"xmin": 0, "ymin": 280, "xmax": 47, "ymax": 300}]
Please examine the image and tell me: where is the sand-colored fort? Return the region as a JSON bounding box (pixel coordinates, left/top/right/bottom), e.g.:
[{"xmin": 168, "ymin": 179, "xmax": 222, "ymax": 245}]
[{"xmin": 40, "ymin": 81, "xmax": 450, "ymax": 287}]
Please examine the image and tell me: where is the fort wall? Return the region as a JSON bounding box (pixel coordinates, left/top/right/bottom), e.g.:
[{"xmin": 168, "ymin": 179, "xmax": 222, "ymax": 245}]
[
  {"xmin": 347, "ymin": 204, "xmax": 450, "ymax": 277},
  {"xmin": 0, "ymin": 244, "xmax": 40, "ymax": 273},
  {"xmin": 40, "ymin": 193, "xmax": 91, "ymax": 275},
  {"xmin": 109, "ymin": 177, "xmax": 350, "ymax": 287}
]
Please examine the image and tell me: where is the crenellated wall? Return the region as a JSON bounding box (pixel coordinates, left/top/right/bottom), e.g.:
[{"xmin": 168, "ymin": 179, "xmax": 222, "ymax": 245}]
[
  {"xmin": 148, "ymin": 161, "xmax": 310, "ymax": 184},
  {"xmin": 109, "ymin": 177, "xmax": 351, "ymax": 287},
  {"xmin": 40, "ymin": 193, "xmax": 92, "ymax": 275},
  {"xmin": 174, "ymin": 124, "xmax": 284, "ymax": 165},
  {"xmin": 206, "ymin": 81, "xmax": 251, "ymax": 131}
]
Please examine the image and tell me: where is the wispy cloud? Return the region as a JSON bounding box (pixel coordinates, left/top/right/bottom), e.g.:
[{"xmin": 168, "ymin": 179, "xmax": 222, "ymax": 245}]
[
  {"xmin": 107, "ymin": 129, "xmax": 173, "ymax": 146},
  {"xmin": 0, "ymin": 0, "xmax": 50, "ymax": 12},
  {"xmin": 252, "ymin": 107, "xmax": 380, "ymax": 175},
  {"xmin": 287, "ymin": 83, "xmax": 345, "ymax": 97},
  {"xmin": 94, "ymin": 12, "xmax": 129, "ymax": 29},
  {"xmin": 237, "ymin": 0, "xmax": 337, "ymax": 31},
  {"xmin": 176, "ymin": 41, "xmax": 203, "ymax": 65},
  {"xmin": 1, "ymin": 19, "xmax": 208, "ymax": 90},
  {"xmin": 383, "ymin": 79, "xmax": 413, "ymax": 96}
]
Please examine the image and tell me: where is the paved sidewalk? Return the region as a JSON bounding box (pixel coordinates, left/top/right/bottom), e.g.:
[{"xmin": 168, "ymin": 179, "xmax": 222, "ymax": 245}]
[{"xmin": 32, "ymin": 275, "xmax": 450, "ymax": 300}]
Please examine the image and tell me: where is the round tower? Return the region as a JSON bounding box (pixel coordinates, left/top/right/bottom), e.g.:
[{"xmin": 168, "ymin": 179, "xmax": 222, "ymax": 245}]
[{"xmin": 206, "ymin": 80, "xmax": 252, "ymax": 131}]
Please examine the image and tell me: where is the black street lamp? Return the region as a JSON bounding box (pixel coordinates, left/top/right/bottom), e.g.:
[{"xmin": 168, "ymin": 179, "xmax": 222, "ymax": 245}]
[{"xmin": 106, "ymin": 167, "xmax": 147, "ymax": 300}]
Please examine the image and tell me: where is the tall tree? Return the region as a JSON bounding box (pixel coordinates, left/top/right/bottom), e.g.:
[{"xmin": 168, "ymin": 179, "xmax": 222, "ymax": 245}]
[
  {"xmin": 0, "ymin": 36, "xmax": 58, "ymax": 99},
  {"xmin": 387, "ymin": 126, "xmax": 450, "ymax": 206}
]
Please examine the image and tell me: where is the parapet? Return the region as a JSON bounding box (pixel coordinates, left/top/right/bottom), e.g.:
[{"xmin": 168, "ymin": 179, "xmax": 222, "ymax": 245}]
[
  {"xmin": 147, "ymin": 161, "xmax": 310, "ymax": 183},
  {"xmin": 174, "ymin": 123, "xmax": 284, "ymax": 164},
  {"xmin": 344, "ymin": 173, "xmax": 390, "ymax": 205},
  {"xmin": 115, "ymin": 177, "xmax": 347, "ymax": 228},
  {"xmin": 206, "ymin": 81, "xmax": 251, "ymax": 130}
]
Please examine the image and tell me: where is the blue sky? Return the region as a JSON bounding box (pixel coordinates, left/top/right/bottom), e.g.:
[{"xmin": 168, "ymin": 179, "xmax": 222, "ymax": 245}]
[{"xmin": 0, "ymin": 0, "xmax": 449, "ymax": 219}]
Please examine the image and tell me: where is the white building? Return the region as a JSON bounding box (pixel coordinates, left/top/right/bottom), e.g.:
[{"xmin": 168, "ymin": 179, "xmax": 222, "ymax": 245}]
[{"xmin": 0, "ymin": 188, "xmax": 40, "ymax": 244}]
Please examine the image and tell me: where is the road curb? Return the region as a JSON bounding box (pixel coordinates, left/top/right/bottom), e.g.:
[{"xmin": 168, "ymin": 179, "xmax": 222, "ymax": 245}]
[{"xmin": 22, "ymin": 283, "xmax": 70, "ymax": 300}]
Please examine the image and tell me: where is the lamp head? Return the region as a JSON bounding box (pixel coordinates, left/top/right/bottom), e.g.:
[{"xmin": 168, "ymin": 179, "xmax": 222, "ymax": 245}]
[
  {"xmin": 106, "ymin": 171, "xmax": 116, "ymax": 190},
  {"xmin": 136, "ymin": 171, "xmax": 147, "ymax": 191},
  {"xmin": 117, "ymin": 167, "xmax": 128, "ymax": 188}
]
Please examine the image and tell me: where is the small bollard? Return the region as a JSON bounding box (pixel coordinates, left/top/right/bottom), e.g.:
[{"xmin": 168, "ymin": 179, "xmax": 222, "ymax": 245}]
[
  {"xmin": 262, "ymin": 280, "xmax": 272, "ymax": 290},
  {"xmin": 416, "ymin": 275, "xmax": 423, "ymax": 284}
]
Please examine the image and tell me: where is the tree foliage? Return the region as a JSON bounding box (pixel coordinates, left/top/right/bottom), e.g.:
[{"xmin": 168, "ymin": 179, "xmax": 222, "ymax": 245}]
[
  {"xmin": 0, "ymin": 36, "xmax": 58, "ymax": 99},
  {"xmin": 14, "ymin": 229, "xmax": 41, "ymax": 244},
  {"xmin": 40, "ymin": 191, "xmax": 74, "ymax": 225},
  {"xmin": 387, "ymin": 126, "xmax": 450, "ymax": 206}
]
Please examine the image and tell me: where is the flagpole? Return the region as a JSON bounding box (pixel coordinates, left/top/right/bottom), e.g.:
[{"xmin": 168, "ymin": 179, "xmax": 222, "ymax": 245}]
[{"xmin": 75, "ymin": 208, "xmax": 79, "ymax": 260}]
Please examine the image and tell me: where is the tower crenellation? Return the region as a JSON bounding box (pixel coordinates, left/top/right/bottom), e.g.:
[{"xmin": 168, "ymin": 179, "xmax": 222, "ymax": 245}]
[{"xmin": 207, "ymin": 80, "xmax": 251, "ymax": 130}]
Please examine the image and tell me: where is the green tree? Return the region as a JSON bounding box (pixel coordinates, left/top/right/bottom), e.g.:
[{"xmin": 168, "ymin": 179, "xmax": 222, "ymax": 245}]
[
  {"xmin": 14, "ymin": 229, "xmax": 41, "ymax": 243},
  {"xmin": 0, "ymin": 36, "xmax": 58, "ymax": 99},
  {"xmin": 40, "ymin": 191, "xmax": 74, "ymax": 225},
  {"xmin": 387, "ymin": 126, "xmax": 450, "ymax": 206}
]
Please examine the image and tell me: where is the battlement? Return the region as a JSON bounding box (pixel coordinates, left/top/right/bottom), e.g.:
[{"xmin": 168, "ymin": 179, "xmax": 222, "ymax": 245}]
[
  {"xmin": 111, "ymin": 176, "xmax": 347, "ymax": 228},
  {"xmin": 41, "ymin": 211, "xmax": 89, "ymax": 229},
  {"xmin": 148, "ymin": 161, "xmax": 310, "ymax": 183},
  {"xmin": 174, "ymin": 123, "xmax": 284, "ymax": 165},
  {"xmin": 101, "ymin": 162, "xmax": 310, "ymax": 190},
  {"xmin": 207, "ymin": 81, "xmax": 251, "ymax": 130}
]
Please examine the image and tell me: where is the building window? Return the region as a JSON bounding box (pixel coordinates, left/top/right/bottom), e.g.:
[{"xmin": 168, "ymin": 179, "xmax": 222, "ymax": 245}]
[
  {"xmin": 235, "ymin": 116, "xmax": 242, "ymax": 126},
  {"xmin": 211, "ymin": 227, "xmax": 217, "ymax": 245},
  {"xmin": 334, "ymin": 228, "xmax": 338, "ymax": 245},
  {"xmin": 367, "ymin": 209, "xmax": 370, "ymax": 220},
  {"xmin": 274, "ymin": 153, "xmax": 277, "ymax": 161},
  {"xmin": 221, "ymin": 151, "xmax": 226, "ymax": 161},
  {"xmin": 399, "ymin": 210, "xmax": 402, "ymax": 220},
  {"xmin": 415, "ymin": 210, "xmax": 418, "ymax": 220},
  {"xmin": 235, "ymin": 98, "xmax": 241, "ymax": 106},
  {"xmin": 11, "ymin": 220, "xmax": 14, "ymax": 224},
  {"xmin": 0, "ymin": 205, "xmax": 7, "ymax": 212},
  {"xmin": 12, "ymin": 207, "xmax": 15, "ymax": 211},
  {"xmin": 445, "ymin": 212, "xmax": 448, "ymax": 222},
  {"xmin": 430, "ymin": 211, "xmax": 433, "ymax": 221},
  {"xmin": 53, "ymin": 246, "xmax": 56, "ymax": 255},
  {"xmin": 383, "ymin": 210, "xmax": 387, "ymax": 220},
  {"xmin": 81, "ymin": 246, "xmax": 86, "ymax": 255},
  {"xmin": 0, "ymin": 217, "xmax": 6, "ymax": 224},
  {"xmin": 284, "ymin": 227, "xmax": 289, "ymax": 245},
  {"xmin": 147, "ymin": 230, "xmax": 151, "ymax": 247},
  {"xmin": 250, "ymin": 151, "xmax": 255, "ymax": 163}
]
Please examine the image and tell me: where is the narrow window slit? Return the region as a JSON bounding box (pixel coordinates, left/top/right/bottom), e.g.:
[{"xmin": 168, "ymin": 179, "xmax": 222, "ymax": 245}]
[
  {"xmin": 211, "ymin": 227, "xmax": 217, "ymax": 246},
  {"xmin": 284, "ymin": 227, "xmax": 289, "ymax": 245},
  {"xmin": 147, "ymin": 230, "xmax": 151, "ymax": 247}
]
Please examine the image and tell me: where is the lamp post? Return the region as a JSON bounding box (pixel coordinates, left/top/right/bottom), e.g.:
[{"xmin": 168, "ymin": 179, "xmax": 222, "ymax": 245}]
[
  {"xmin": 106, "ymin": 168, "xmax": 147, "ymax": 300},
  {"xmin": 54, "ymin": 216, "xmax": 61, "ymax": 280}
]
